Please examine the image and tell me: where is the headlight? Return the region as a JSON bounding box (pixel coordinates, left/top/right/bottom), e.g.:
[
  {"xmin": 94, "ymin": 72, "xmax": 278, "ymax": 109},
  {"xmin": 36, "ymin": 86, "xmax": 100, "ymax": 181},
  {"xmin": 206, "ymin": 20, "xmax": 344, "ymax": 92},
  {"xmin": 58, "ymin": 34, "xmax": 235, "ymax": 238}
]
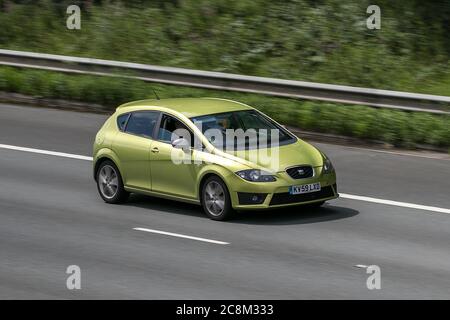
[
  {"xmin": 236, "ymin": 169, "xmax": 276, "ymax": 182},
  {"xmin": 323, "ymin": 156, "xmax": 334, "ymax": 174}
]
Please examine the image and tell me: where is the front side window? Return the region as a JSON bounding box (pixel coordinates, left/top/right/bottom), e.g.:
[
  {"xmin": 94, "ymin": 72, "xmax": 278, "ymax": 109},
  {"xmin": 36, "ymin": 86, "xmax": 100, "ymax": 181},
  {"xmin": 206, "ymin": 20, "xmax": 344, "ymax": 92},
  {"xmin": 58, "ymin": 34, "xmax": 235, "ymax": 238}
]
[
  {"xmin": 125, "ymin": 111, "xmax": 159, "ymax": 138},
  {"xmin": 157, "ymin": 114, "xmax": 193, "ymax": 146}
]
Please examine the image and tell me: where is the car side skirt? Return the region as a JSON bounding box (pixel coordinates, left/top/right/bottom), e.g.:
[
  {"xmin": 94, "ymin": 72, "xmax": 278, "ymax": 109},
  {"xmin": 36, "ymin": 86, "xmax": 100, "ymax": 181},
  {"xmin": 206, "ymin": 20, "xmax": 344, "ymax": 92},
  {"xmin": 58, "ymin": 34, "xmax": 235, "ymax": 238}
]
[{"xmin": 124, "ymin": 186, "xmax": 201, "ymax": 205}]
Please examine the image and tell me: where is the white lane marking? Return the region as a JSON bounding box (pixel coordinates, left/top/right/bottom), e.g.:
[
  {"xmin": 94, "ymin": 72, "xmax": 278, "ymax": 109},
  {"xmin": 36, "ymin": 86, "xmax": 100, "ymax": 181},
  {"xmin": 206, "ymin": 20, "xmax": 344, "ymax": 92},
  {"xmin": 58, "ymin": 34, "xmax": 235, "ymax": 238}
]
[
  {"xmin": 0, "ymin": 144, "xmax": 93, "ymax": 161},
  {"xmin": 1, "ymin": 143, "xmax": 449, "ymax": 215},
  {"xmin": 337, "ymin": 146, "xmax": 449, "ymax": 160},
  {"xmin": 340, "ymin": 193, "xmax": 450, "ymax": 214},
  {"xmin": 133, "ymin": 227, "xmax": 229, "ymax": 245},
  {"xmin": 354, "ymin": 264, "xmax": 369, "ymax": 269},
  {"xmin": 353, "ymin": 148, "xmax": 449, "ymax": 160}
]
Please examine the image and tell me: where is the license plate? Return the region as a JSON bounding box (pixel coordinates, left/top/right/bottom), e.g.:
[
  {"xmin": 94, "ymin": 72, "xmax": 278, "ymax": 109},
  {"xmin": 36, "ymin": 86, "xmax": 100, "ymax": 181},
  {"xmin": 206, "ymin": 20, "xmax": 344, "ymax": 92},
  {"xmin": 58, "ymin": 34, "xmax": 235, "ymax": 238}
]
[{"xmin": 289, "ymin": 182, "xmax": 321, "ymax": 195}]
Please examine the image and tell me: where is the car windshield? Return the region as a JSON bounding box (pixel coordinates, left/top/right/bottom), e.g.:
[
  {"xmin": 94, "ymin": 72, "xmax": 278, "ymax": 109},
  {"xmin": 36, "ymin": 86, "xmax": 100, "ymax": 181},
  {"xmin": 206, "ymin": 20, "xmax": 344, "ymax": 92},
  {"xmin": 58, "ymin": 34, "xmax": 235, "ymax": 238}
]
[{"xmin": 190, "ymin": 110, "xmax": 296, "ymax": 150}]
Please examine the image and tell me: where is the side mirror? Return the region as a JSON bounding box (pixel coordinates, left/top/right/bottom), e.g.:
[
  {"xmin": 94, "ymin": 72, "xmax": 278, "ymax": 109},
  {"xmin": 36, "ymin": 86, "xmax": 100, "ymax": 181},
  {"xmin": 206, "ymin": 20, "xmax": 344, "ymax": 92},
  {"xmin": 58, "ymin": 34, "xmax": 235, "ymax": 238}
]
[{"xmin": 171, "ymin": 138, "xmax": 190, "ymax": 151}]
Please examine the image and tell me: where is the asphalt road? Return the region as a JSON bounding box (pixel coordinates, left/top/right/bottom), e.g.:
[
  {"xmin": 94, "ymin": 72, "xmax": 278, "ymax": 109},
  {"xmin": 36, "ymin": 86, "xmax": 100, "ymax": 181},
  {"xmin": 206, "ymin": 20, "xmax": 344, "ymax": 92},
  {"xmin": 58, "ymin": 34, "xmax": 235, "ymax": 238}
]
[{"xmin": 0, "ymin": 103, "xmax": 449, "ymax": 299}]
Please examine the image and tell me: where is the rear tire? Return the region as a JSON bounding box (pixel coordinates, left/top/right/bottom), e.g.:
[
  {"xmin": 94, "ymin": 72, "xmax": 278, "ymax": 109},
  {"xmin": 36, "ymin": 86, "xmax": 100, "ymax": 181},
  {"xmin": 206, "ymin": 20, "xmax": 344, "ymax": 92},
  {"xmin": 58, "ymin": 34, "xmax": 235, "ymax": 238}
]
[
  {"xmin": 96, "ymin": 160, "xmax": 129, "ymax": 204},
  {"xmin": 201, "ymin": 176, "xmax": 235, "ymax": 221}
]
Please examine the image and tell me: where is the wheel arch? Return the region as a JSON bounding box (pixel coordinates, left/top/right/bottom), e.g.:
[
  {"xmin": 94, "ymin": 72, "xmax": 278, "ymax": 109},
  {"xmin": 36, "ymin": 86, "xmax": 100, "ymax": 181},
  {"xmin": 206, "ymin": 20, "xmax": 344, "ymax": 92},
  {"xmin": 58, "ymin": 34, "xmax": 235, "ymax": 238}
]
[
  {"xmin": 197, "ymin": 167, "xmax": 232, "ymax": 202},
  {"xmin": 93, "ymin": 148, "xmax": 121, "ymax": 181}
]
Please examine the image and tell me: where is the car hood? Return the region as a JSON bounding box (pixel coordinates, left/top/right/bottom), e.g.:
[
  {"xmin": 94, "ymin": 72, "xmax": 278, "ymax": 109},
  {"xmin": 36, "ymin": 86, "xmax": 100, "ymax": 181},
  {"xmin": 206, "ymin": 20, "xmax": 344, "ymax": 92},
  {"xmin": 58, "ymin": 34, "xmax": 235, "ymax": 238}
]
[{"xmin": 218, "ymin": 139, "xmax": 324, "ymax": 172}]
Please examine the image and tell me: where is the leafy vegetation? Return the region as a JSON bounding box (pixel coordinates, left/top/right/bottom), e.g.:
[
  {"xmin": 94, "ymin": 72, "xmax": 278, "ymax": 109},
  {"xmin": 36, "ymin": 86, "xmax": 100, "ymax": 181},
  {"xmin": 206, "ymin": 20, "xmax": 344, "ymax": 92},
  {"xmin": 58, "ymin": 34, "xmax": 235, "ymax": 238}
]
[
  {"xmin": 0, "ymin": 1, "xmax": 449, "ymax": 150},
  {"xmin": 0, "ymin": 0, "xmax": 450, "ymax": 95},
  {"xmin": 1, "ymin": 66, "xmax": 448, "ymax": 149}
]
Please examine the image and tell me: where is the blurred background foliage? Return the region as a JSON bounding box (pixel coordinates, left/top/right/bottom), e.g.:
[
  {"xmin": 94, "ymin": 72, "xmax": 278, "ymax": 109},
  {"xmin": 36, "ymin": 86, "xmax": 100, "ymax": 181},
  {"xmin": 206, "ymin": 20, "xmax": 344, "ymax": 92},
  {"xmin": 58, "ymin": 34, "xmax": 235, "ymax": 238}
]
[
  {"xmin": 0, "ymin": 0, "xmax": 449, "ymax": 149},
  {"xmin": 1, "ymin": 0, "xmax": 449, "ymax": 95}
]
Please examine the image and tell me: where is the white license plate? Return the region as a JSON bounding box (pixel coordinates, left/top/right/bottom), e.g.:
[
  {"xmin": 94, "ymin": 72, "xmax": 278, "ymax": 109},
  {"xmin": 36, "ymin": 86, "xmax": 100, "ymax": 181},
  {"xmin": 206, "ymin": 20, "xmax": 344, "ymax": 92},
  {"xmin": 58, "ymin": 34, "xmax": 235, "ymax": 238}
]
[{"xmin": 289, "ymin": 182, "xmax": 321, "ymax": 195}]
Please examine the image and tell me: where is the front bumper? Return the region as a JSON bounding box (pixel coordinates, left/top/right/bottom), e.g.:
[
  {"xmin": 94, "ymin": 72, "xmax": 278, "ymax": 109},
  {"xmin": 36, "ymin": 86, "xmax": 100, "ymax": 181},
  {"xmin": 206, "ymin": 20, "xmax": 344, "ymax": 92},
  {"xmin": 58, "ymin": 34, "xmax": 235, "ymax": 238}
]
[{"xmin": 228, "ymin": 167, "xmax": 338, "ymax": 210}]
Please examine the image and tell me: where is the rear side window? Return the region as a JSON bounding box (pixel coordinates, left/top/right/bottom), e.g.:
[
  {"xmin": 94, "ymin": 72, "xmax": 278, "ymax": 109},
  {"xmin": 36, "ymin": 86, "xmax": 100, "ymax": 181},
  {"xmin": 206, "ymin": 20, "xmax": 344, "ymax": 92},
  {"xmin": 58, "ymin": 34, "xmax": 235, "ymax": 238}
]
[
  {"xmin": 117, "ymin": 113, "xmax": 130, "ymax": 131},
  {"xmin": 125, "ymin": 111, "xmax": 159, "ymax": 138}
]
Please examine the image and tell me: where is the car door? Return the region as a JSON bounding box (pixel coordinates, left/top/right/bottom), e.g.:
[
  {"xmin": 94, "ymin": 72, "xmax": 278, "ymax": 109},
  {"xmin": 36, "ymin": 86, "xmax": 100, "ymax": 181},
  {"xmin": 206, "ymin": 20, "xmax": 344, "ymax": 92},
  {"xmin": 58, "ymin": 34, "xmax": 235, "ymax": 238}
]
[
  {"xmin": 150, "ymin": 113, "xmax": 199, "ymax": 199},
  {"xmin": 112, "ymin": 111, "xmax": 160, "ymax": 190}
]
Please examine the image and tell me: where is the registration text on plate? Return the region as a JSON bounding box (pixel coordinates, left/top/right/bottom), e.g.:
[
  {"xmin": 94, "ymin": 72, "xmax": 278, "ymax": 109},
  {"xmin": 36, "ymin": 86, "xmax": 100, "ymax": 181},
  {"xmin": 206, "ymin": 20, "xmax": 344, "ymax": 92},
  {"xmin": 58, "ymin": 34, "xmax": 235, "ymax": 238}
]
[{"xmin": 289, "ymin": 182, "xmax": 321, "ymax": 195}]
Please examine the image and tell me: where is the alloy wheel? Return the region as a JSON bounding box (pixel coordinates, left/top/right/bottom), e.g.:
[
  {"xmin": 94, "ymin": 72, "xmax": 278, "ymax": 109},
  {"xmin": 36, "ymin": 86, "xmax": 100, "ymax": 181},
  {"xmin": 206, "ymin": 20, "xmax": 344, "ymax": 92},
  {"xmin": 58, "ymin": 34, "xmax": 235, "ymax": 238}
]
[
  {"xmin": 204, "ymin": 181, "xmax": 225, "ymax": 216},
  {"xmin": 98, "ymin": 165, "xmax": 119, "ymax": 199}
]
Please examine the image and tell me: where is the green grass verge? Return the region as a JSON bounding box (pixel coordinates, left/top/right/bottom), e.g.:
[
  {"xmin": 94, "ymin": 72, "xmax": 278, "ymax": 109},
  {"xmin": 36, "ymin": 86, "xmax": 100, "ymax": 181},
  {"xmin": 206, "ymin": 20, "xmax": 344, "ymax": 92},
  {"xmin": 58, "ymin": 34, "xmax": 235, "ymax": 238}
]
[{"xmin": 0, "ymin": 66, "xmax": 449, "ymax": 150}]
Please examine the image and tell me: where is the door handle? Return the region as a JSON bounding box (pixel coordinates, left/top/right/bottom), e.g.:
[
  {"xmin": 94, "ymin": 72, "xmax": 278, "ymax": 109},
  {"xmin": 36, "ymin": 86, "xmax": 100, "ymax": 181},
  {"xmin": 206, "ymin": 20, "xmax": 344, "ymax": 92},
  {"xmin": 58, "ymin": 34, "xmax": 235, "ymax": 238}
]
[{"xmin": 151, "ymin": 147, "xmax": 159, "ymax": 153}]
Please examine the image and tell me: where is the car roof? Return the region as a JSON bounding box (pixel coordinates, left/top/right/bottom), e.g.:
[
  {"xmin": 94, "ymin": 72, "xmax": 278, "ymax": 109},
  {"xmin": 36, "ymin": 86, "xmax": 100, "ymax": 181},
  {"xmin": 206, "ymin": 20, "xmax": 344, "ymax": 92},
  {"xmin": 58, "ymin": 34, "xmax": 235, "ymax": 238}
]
[{"xmin": 116, "ymin": 97, "xmax": 253, "ymax": 118}]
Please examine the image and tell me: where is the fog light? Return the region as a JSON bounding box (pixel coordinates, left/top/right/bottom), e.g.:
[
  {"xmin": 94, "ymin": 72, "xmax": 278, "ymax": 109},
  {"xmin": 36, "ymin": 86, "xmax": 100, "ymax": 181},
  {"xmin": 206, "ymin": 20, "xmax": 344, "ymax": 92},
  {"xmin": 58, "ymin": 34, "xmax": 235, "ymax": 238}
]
[{"xmin": 238, "ymin": 193, "xmax": 267, "ymax": 205}]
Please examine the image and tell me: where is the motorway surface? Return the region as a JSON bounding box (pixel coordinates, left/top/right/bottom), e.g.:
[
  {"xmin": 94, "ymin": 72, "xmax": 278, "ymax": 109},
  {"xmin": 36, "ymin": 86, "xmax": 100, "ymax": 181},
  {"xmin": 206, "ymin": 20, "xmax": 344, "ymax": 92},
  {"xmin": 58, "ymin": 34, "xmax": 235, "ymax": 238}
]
[{"xmin": 0, "ymin": 103, "xmax": 449, "ymax": 299}]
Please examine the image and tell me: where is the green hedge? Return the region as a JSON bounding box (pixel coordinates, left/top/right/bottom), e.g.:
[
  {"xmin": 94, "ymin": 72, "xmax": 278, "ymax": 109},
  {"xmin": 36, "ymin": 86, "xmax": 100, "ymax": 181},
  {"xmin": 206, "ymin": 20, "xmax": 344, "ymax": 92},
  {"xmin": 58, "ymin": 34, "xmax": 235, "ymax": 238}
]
[
  {"xmin": 0, "ymin": 66, "xmax": 449, "ymax": 149},
  {"xmin": 1, "ymin": 0, "xmax": 450, "ymax": 96}
]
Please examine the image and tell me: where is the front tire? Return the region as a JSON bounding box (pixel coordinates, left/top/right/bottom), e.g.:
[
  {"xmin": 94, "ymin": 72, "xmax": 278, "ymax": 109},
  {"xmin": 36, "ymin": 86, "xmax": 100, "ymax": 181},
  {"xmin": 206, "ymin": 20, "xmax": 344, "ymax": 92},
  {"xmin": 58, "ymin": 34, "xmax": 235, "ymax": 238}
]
[
  {"xmin": 201, "ymin": 176, "xmax": 235, "ymax": 221},
  {"xmin": 96, "ymin": 160, "xmax": 129, "ymax": 204}
]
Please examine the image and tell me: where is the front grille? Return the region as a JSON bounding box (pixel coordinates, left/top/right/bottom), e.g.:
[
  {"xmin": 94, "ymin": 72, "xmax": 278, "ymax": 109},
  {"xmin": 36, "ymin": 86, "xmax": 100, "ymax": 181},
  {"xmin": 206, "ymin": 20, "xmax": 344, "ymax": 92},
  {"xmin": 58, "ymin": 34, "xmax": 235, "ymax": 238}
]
[
  {"xmin": 286, "ymin": 165, "xmax": 314, "ymax": 179},
  {"xmin": 270, "ymin": 186, "xmax": 335, "ymax": 206}
]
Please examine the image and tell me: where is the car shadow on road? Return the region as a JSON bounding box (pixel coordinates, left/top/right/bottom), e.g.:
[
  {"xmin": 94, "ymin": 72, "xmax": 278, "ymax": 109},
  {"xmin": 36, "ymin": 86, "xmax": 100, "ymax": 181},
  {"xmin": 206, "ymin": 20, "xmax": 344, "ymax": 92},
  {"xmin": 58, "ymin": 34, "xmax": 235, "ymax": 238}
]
[
  {"xmin": 126, "ymin": 194, "xmax": 359, "ymax": 225},
  {"xmin": 233, "ymin": 204, "xmax": 359, "ymax": 225}
]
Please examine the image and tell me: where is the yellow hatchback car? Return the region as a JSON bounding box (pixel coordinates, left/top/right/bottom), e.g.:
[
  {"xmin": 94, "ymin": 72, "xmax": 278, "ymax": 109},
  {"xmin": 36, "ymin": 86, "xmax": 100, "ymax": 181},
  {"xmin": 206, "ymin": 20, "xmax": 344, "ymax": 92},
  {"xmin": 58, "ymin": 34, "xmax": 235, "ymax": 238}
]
[{"xmin": 93, "ymin": 98, "xmax": 338, "ymax": 220}]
